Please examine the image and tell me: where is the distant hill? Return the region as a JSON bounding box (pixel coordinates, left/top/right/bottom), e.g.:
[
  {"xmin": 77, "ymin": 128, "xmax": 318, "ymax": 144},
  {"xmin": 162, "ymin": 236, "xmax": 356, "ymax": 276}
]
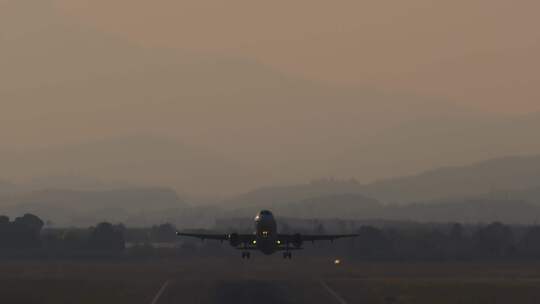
[
  {"xmin": 362, "ymin": 154, "xmax": 540, "ymax": 204},
  {"xmin": 0, "ymin": 136, "xmax": 265, "ymax": 196},
  {"xmin": 387, "ymin": 199, "xmax": 540, "ymax": 224},
  {"xmin": 475, "ymin": 186, "xmax": 540, "ymax": 205},
  {"xmin": 222, "ymin": 179, "xmax": 364, "ymax": 208},
  {"xmin": 224, "ymin": 193, "xmax": 380, "ymax": 219},
  {"xmin": 0, "ymin": 187, "xmax": 186, "ymax": 227},
  {"xmin": 223, "ymin": 192, "xmax": 540, "ymax": 224},
  {"xmin": 224, "ymin": 154, "xmax": 540, "ymax": 206}
]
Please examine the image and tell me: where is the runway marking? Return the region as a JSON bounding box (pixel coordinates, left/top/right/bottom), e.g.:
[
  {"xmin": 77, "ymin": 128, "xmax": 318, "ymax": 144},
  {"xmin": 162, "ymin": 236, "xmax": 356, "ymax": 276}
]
[
  {"xmin": 150, "ymin": 280, "xmax": 171, "ymax": 304},
  {"xmin": 319, "ymin": 279, "xmax": 348, "ymax": 304}
]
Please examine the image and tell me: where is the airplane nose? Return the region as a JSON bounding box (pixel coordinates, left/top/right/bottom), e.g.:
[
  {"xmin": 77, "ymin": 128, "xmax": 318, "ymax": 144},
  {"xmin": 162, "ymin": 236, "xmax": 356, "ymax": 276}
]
[
  {"xmin": 255, "ymin": 210, "xmax": 274, "ymax": 221},
  {"xmin": 256, "ymin": 210, "xmax": 274, "ymax": 219}
]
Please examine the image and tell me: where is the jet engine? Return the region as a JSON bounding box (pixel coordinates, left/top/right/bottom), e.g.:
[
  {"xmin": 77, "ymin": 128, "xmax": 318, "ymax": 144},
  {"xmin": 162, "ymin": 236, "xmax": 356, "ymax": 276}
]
[
  {"xmin": 292, "ymin": 233, "xmax": 303, "ymax": 248},
  {"xmin": 228, "ymin": 233, "xmax": 240, "ymax": 247}
]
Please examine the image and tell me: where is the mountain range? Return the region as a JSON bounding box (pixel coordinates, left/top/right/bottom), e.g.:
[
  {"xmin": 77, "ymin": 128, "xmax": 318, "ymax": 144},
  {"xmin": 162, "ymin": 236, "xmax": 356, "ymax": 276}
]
[
  {"xmin": 224, "ymin": 154, "xmax": 540, "ymax": 206},
  {"xmin": 3, "ymin": 153, "xmax": 540, "ymax": 226},
  {"xmin": 2, "ymin": 1, "xmax": 540, "ymax": 195}
]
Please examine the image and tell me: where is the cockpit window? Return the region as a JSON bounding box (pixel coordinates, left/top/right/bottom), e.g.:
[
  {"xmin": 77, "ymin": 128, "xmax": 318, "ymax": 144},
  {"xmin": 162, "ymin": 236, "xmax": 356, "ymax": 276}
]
[{"xmin": 260, "ymin": 210, "xmax": 272, "ymax": 216}]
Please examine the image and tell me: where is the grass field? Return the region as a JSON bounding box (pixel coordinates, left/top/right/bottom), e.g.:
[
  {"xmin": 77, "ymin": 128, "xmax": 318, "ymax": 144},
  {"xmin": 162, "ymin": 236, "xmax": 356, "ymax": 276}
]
[{"xmin": 1, "ymin": 257, "xmax": 539, "ymax": 303}]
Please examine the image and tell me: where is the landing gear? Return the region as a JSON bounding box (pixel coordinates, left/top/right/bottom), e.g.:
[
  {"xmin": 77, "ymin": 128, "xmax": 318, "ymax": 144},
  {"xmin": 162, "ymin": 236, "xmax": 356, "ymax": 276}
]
[
  {"xmin": 241, "ymin": 252, "xmax": 251, "ymax": 259},
  {"xmin": 283, "ymin": 252, "xmax": 292, "ymax": 259}
]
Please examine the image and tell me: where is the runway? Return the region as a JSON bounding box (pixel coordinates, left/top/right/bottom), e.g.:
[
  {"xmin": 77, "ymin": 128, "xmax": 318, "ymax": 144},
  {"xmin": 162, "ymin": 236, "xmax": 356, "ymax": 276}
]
[
  {"xmin": 1, "ymin": 259, "xmax": 540, "ymax": 304},
  {"xmin": 147, "ymin": 257, "xmax": 540, "ymax": 304},
  {"xmin": 148, "ymin": 255, "xmax": 356, "ymax": 304},
  {"xmin": 151, "ymin": 278, "xmax": 348, "ymax": 304}
]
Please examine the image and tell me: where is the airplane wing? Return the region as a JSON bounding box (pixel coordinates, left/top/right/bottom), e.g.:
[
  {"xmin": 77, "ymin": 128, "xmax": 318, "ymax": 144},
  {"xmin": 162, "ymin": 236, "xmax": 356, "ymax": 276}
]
[
  {"xmin": 278, "ymin": 233, "xmax": 358, "ymax": 243},
  {"xmin": 176, "ymin": 232, "xmax": 256, "ymax": 243},
  {"xmin": 176, "ymin": 232, "xmax": 229, "ymax": 241}
]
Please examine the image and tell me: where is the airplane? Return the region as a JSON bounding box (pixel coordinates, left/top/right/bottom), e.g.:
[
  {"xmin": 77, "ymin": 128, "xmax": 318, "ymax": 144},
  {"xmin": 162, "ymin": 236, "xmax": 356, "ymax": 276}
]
[{"xmin": 176, "ymin": 210, "xmax": 358, "ymax": 259}]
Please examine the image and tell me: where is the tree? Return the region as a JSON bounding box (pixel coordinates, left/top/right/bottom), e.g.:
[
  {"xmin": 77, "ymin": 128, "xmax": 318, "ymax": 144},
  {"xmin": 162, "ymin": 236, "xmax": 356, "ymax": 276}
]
[
  {"xmin": 0, "ymin": 215, "xmax": 9, "ymax": 249},
  {"xmin": 450, "ymin": 223, "xmax": 464, "ymax": 240},
  {"xmin": 473, "ymin": 222, "xmax": 515, "ymax": 258},
  {"xmin": 314, "ymin": 222, "xmax": 326, "ymax": 234},
  {"xmin": 150, "ymin": 223, "xmax": 177, "ymax": 242},
  {"xmin": 354, "ymin": 226, "xmax": 393, "ymax": 259},
  {"xmin": 517, "ymin": 226, "xmax": 540, "ymax": 258},
  {"xmin": 89, "ymin": 222, "xmax": 125, "ymax": 252},
  {"xmin": 446, "ymin": 223, "xmax": 471, "ymax": 260},
  {"xmin": 11, "ymin": 213, "xmax": 44, "ymax": 249},
  {"xmin": 14, "ymin": 214, "xmax": 44, "ymax": 232},
  {"xmin": 61, "ymin": 229, "xmax": 91, "ymax": 251}
]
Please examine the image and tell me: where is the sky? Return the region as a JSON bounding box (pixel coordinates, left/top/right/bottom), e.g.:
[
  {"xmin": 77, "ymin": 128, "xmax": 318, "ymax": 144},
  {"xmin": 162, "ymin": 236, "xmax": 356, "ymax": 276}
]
[
  {"xmin": 1, "ymin": 0, "xmax": 539, "ymax": 195},
  {"xmin": 54, "ymin": 0, "xmax": 540, "ymax": 113}
]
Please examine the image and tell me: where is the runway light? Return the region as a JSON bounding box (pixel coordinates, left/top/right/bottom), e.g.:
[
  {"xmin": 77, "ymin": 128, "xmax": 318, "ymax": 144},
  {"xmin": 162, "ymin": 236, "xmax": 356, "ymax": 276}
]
[{"xmin": 334, "ymin": 259, "xmax": 341, "ymax": 265}]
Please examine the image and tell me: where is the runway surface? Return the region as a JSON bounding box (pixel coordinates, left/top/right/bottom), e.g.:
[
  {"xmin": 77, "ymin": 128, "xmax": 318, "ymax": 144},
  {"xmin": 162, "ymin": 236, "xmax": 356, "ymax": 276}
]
[
  {"xmin": 2, "ymin": 258, "xmax": 540, "ymax": 304},
  {"xmin": 152, "ymin": 278, "xmax": 347, "ymax": 304},
  {"xmin": 150, "ymin": 257, "xmax": 353, "ymax": 304},
  {"xmin": 147, "ymin": 257, "xmax": 540, "ymax": 304}
]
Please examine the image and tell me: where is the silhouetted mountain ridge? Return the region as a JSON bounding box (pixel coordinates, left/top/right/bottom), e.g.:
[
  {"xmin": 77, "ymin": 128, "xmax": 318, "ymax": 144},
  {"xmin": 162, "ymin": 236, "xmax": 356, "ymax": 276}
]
[
  {"xmin": 224, "ymin": 193, "xmax": 379, "ymax": 219},
  {"xmin": 363, "ymin": 154, "xmax": 540, "ymax": 203},
  {"xmin": 225, "ymin": 154, "xmax": 540, "ymax": 206},
  {"xmin": 243, "ymin": 194, "xmax": 540, "ymax": 224}
]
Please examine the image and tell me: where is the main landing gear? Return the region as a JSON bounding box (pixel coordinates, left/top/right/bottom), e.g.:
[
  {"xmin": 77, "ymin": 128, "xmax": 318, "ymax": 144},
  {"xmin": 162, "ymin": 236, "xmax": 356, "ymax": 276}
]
[
  {"xmin": 241, "ymin": 252, "xmax": 251, "ymax": 259},
  {"xmin": 283, "ymin": 252, "xmax": 292, "ymax": 259}
]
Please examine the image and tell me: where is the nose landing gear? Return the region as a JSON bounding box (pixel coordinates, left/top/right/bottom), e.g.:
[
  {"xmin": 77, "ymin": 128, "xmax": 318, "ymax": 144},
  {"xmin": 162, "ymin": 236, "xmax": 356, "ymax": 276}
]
[
  {"xmin": 241, "ymin": 252, "xmax": 251, "ymax": 259},
  {"xmin": 283, "ymin": 252, "xmax": 292, "ymax": 259}
]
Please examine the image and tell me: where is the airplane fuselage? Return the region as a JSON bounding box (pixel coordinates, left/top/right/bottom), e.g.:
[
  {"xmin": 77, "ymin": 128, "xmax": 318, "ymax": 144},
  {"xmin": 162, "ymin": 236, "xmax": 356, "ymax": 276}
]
[{"xmin": 254, "ymin": 210, "xmax": 278, "ymax": 254}]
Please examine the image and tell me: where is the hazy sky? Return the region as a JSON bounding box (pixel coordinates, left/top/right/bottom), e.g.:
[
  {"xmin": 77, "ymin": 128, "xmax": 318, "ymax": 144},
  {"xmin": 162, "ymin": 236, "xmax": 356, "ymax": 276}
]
[
  {"xmin": 54, "ymin": 0, "xmax": 540, "ymax": 113},
  {"xmin": 1, "ymin": 0, "xmax": 540, "ymax": 195}
]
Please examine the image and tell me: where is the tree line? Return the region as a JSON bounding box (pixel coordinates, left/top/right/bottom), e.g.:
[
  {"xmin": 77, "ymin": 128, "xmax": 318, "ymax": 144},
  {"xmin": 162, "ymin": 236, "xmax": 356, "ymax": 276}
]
[
  {"xmin": 190, "ymin": 220, "xmax": 540, "ymax": 261},
  {"xmin": 0, "ymin": 213, "xmax": 125, "ymax": 255},
  {"xmin": 317, "ymin": 222, "xmax": 540, "ymax": 261},
  {"xmin": 3, "ymin": 213, "xmax": 540, "ymax": 260}
]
